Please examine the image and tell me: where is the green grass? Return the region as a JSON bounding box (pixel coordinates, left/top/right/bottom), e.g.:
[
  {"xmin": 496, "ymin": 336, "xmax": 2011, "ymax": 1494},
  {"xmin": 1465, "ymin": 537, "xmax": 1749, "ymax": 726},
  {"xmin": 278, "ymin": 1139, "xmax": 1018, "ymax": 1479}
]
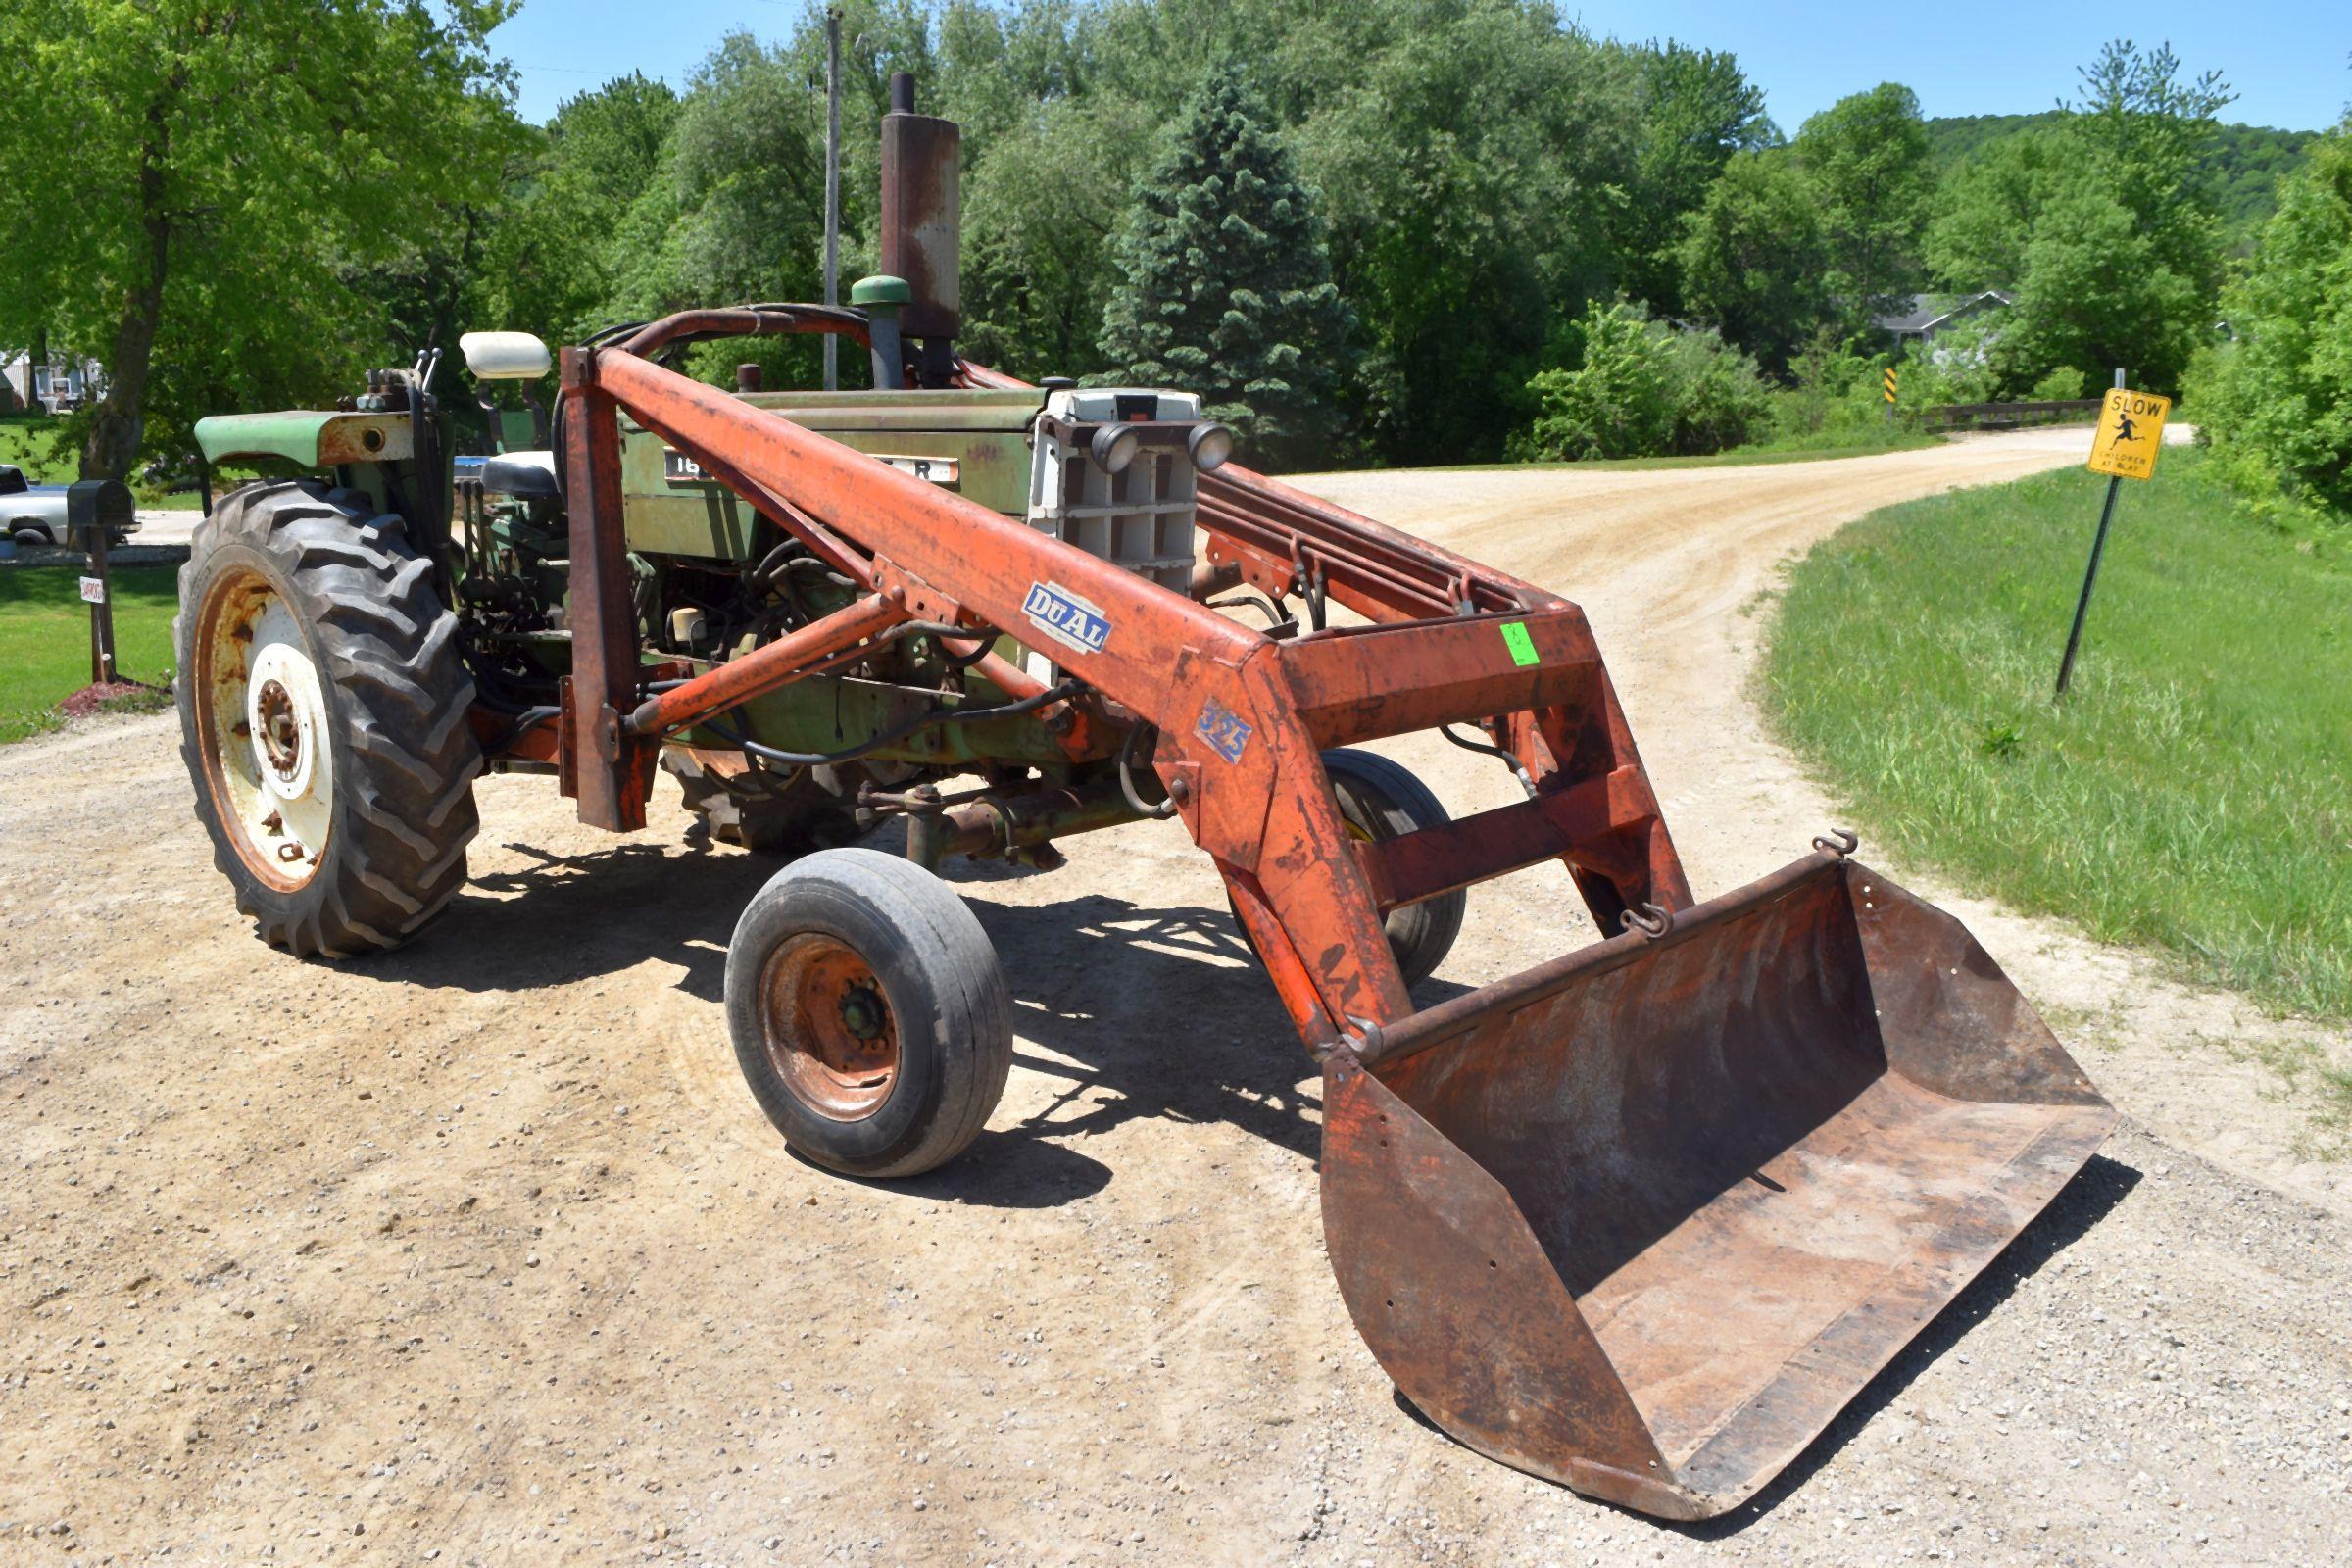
[
  {"xmin": 1762, "ymin": 448, "xmax": 2352, "ymax": 1027},
  {"xmin": 0, "ymin": 414, "xmax": 71, "ymax": 481},
  {"xmin": 0, "ymin": 564, "xmax": 181, "ymax": 744}
]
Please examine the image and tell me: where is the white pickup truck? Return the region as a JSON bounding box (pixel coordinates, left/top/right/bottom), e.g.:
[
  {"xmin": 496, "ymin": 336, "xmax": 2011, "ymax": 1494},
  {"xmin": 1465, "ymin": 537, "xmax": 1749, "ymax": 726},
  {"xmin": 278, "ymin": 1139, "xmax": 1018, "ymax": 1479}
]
[
  {"xmin": 1, "ymin": 465, "xmax": 134, "ymax": 546},
  {"xmin": 2, "ymin": 464, "xmax": 72, "ymax": 545}
]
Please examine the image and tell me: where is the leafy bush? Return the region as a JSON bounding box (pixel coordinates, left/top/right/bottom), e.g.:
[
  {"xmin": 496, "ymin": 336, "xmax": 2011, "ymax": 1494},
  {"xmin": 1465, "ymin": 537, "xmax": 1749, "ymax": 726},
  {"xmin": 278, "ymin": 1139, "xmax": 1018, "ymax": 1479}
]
[
  {"xmin": 2028, "ymin": 365, "xmax": 2089, "ymax": 401},
  {"xmin": 1764, "ymin": 335, "xmax": 1885, "ymax": 442},
  {"xmin": 1512, "ymin": 301, "xmax": 1772, "ymax": 461},
  {"xmin": 2189, "ymin": 122, "xmax": 2352, "ymax": 522}
]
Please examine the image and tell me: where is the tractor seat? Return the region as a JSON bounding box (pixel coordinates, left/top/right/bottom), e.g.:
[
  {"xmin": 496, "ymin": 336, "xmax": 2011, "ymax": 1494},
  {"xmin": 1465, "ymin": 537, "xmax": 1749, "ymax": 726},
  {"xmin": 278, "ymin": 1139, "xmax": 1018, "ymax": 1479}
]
[{"xmin": 481, "ymin": 451, "xmax": 560, "ymax": 499}]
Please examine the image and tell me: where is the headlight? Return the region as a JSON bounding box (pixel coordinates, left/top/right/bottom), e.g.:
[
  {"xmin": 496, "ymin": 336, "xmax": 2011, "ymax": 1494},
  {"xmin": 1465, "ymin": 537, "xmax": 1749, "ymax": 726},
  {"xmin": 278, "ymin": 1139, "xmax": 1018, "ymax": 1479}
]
[
  {"xmin": 1187, "ymin": 422, "xmax": 1236, "ymax": 472},
  {"xmin": 1090, "ymin": 423, "xmax": 1140, "ymax": 474}
]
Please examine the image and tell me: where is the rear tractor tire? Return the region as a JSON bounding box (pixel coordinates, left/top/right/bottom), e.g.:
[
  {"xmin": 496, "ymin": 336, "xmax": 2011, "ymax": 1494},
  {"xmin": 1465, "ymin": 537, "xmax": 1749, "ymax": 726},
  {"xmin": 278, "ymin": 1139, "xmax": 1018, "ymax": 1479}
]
[
  {"xmin": 1322, "ymin": 749, "xmax": 1467, "ymax": 988},
  {"xmin": 725, "ymin": 849, "xmax": 1012, "ymax": 1178},
  {"xmin": 1230, "ymin": 749, "xmax": 1466, "ymax": 989},
  {"xmin": 175, "ymin": 479, "xmax": 481, "ymax": 957}
]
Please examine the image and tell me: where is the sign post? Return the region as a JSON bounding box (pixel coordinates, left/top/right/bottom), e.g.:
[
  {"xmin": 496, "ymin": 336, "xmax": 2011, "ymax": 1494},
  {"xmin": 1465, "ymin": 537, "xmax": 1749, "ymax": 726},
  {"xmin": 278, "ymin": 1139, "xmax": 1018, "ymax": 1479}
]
[
  {"xmin": 2055, "ymin": 372, "xmax": 2170, "ymax": 698},
  {"xmin": 1883, "ymin": 367, "xmax": 1897, "ymax": 426}
]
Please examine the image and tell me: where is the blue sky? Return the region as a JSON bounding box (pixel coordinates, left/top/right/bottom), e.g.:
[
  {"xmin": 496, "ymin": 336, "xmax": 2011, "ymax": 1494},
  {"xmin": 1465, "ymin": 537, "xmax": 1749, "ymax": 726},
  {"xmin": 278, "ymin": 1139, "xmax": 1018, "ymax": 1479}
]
[{"xmin": 491, "ymin": 1, "xmax": 2348, "ymax": 132}]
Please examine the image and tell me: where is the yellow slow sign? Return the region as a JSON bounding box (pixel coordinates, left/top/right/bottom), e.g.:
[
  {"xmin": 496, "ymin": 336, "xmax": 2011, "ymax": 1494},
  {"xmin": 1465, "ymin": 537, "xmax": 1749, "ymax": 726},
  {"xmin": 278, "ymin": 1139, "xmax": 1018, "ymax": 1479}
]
[{"xmin": 2086, "ymin": 387, "xmax": 2169, "ymax": 481}]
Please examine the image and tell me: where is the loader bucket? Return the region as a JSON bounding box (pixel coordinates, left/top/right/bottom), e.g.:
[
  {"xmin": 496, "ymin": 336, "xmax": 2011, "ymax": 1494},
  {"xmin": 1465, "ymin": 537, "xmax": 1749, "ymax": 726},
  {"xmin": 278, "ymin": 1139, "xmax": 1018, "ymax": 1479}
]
[{"xmin": 1321, "ymin": 852, "xmax": 2115, "ymax": 1521}]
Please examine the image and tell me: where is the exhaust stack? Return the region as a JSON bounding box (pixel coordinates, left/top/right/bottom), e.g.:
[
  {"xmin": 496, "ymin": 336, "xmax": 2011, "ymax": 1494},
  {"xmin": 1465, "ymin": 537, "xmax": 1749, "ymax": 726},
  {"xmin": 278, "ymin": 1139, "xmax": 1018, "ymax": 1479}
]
[{"xmin": 879, "ymin": 72, "xmax": 961, "ymax": 387}]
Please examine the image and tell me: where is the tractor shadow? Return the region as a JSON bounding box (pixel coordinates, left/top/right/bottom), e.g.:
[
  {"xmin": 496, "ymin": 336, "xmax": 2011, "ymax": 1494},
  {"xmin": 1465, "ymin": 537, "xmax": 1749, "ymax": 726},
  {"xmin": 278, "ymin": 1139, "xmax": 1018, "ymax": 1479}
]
[
  {"xmin": 366, "ymin": 837, "xmax": 769, "ymax": 1003},
  {"xmin": 362, "ymin": 835, "xmax": 1471, "ymax": 1186},
  {"xmin": 965, "ymin": 892, "xmax": 1474, "ymax": 1165}
]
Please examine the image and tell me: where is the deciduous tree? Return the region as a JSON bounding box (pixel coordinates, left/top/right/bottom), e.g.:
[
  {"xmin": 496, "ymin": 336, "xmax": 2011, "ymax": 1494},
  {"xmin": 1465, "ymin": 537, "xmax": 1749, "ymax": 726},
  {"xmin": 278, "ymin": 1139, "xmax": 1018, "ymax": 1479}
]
[
  {"xmin": 2192, "ymin": 120, "xmax": 2352, "ymax": 514},
  {"xmin": 1675, "ymin": 149, "xmax": 1830, "ymax": 372},
  {"xmin": 1619, "ymin": 42, "xmax": 1776, "ymax": 317},
  {"xmin": 1795, "ymin": 83, "xmax": 1934, "ymax": 336},
  {"xmin": 0, "ymin": 0, "xmax": 516, "ymax": 479}
]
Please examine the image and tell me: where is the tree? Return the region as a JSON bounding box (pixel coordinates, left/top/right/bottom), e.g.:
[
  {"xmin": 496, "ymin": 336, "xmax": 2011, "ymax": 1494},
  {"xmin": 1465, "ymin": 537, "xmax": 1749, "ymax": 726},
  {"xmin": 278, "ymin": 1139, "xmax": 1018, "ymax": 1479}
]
[
  {"xmin": 470, "ymin": 74, "xmax": 682, "ymax": 346},
  {"xmin": 0, "ymin": 0, "xmax": 516, "ymax": 480},
  {"xmin": 1924, "ymin": 41, "xmax": 2233, "ymax": 394},
  {"xmin": 1675, "ymin": 149, "xmax": 1830, "ymax": 372},
  {"xmin": 1924, "ymin": 127, "xmax": 2074, "ymax": 290},
  {"xmin": 1618, "ymin": 41, "xmax": 1776, "ymax": 316},
  {"xmin": 2193, "ymin": 120, "xmax": 2352, "ymax": 514},
  {"xmin": 1099, "ymin": 63, "xmax": 1352, "ymax": 466},
  {"xmin": 959, "ymin": 94, "xmax": 1158, "ymax": 375},
  {"xmin": 1292, "ymin": 2, "xmax": 1640, "ymax": 464},
  {"xmin": 1795, "ymin": 83, "xmax": 1934, "ymax": 336}
]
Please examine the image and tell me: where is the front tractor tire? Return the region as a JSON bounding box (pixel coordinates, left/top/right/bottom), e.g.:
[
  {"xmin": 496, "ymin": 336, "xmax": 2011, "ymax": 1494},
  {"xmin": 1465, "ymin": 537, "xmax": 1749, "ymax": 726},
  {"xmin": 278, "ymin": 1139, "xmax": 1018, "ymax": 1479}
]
[
  {"xmin": 175, "ymin": 479, "xmax": 481, "ymax": 957},
  {"xmin": 725, "ymin": 849, "xmax": 1013, "ymax": 1178}
]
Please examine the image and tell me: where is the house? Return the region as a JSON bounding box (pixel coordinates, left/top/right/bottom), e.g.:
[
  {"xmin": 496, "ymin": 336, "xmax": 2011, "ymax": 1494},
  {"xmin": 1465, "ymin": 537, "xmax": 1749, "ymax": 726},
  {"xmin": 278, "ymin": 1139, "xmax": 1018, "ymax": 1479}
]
[
  {"xmin": 1874, "ymin": 290, "xmax": 2013, "ymax": 347},
  {"xmin": 2, "ymin": 351, "xmax": 105, "ymax": 413}
]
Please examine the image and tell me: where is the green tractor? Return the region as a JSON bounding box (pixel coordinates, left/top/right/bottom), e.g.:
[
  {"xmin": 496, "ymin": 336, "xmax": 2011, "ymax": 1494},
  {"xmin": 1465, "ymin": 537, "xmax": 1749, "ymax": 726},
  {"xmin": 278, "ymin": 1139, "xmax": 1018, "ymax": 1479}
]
[
  {"xmin": 180, "ymin": 296, "xmax": 1267, "ymax": 1172},
  {"xmin": 179, "ymin": 300, "xmax": 1242, "ymax": 904},
  {"xmin": 172, "ymin": 77, "xmax": 2121, "ymax": 1523}
]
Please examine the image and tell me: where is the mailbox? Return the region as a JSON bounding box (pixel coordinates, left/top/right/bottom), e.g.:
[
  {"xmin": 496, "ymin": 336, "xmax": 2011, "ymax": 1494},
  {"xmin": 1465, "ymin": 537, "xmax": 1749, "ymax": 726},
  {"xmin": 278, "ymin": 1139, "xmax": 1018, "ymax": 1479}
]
[{"xmin": 67, "ymin": 479, "xmax": 134, "ymax": 551}]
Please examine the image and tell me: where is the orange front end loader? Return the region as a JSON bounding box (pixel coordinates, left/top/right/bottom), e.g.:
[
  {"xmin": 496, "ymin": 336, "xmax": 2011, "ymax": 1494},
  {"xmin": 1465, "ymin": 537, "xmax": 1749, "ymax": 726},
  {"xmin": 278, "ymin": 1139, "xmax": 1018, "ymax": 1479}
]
[{"xmin": 526, "ymin": 315, "xmax": 2115, "ymax": 1519}]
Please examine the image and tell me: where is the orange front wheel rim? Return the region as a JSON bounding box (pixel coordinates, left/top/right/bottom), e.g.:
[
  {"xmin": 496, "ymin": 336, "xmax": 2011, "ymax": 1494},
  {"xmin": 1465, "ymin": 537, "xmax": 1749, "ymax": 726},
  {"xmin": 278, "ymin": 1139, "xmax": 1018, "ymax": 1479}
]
[{"xmin": 760, "ymin": 936, "xmax": 900, "ymax": 1120}]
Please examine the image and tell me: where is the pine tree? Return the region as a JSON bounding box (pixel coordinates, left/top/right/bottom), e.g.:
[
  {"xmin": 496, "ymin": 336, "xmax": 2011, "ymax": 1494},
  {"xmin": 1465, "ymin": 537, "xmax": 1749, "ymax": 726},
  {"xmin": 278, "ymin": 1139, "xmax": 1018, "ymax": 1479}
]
[{"xmin": 1098, "ymin": 65, "xmax": 1352, "ymax": 467}]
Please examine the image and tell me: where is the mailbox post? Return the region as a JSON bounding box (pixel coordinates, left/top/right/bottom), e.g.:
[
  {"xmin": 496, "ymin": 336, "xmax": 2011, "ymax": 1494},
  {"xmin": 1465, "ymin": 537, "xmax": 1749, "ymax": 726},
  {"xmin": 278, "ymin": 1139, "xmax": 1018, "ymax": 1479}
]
[{"xmin": 67, "ymin": 479, "xmax": 133, "ymax": 686}]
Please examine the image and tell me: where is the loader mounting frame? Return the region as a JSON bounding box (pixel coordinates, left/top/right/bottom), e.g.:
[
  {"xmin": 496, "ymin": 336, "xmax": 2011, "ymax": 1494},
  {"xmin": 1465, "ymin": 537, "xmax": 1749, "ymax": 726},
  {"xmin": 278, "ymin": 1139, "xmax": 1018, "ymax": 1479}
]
[{"xmin": 552, "ymin": 332, "xmax": 1688, "ymax": 1054}]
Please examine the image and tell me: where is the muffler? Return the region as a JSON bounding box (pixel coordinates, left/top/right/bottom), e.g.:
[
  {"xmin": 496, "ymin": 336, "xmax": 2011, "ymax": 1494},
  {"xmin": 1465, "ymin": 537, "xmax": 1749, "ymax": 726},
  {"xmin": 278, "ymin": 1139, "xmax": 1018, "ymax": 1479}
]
[{"xmin": 1320, "ymin": 850, "xmax": 2114, "ymax": 1519}]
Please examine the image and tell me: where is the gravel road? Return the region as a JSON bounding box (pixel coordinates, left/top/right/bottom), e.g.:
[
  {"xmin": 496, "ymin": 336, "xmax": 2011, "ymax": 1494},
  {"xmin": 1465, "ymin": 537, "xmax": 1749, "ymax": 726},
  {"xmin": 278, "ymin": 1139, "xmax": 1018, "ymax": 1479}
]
[{"xmin": 1, "ymin": 426, "xmax": 2343, "ymax": 1565}]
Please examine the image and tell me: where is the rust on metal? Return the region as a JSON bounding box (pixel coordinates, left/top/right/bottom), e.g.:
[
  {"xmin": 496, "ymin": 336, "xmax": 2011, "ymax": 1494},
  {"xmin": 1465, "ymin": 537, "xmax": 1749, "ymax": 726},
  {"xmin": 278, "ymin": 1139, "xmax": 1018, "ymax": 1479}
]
[
  {"xmin": 559, "ymin": 347, "xmax": 653, "ymax": 831},
  {"xmin": 1324, "ymin": 855, "xmax": 2113, "ymax": 1518},
  {"xmin": 878, "ymin": 74, "xmax": 961, "ymax": 347},
  {"xmin": 314, "ymin": 414, "xmax": 414, "ymax": 465},
  {"xmin": 617, "ymin": 305, "xmax": 869, "ymax": 362},
  {"xmin": 624, "ymin": 591, "xmax": 908, "ymax": 738},
  {"xmin": 926, "ymin": 779, "xmax": 1146, "ymax": 861},
  {"xmin": 762, "ymin": 936, "xmax": 900, "ymax": 1120}
]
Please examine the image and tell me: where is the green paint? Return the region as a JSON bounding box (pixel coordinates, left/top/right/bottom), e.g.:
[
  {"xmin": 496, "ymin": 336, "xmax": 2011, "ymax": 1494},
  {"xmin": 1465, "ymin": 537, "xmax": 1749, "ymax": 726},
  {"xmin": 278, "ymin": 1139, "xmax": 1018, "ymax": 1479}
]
[
  {"xmin": 192, "ymin": 410, "xmax": 410, "ymax": 467},
  {"xmin": 1500, "ymin": 620, "xmax": 1540, "ymax": 666},
  {"xmin": 849, "ymin": 274, "xmax": 911, "ymax": 308}
]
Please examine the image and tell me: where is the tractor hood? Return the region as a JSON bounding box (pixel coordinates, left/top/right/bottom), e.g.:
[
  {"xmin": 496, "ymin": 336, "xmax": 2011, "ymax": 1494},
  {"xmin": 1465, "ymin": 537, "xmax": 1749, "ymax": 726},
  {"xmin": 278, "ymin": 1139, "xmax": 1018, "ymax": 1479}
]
[{"xmin": 194, "ymin": 411, "xmax": 414, "ymax": 468}]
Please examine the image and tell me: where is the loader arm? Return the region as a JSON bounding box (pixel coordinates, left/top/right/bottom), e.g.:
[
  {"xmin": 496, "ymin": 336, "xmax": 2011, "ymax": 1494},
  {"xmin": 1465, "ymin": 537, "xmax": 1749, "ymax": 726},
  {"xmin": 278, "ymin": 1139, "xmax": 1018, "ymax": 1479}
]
[
  {"xmin": 559, "ymin": 342, "xmax": 1682, "ymax": 1046},
  {"xmin": 558, "ymin": 337, "xmax": 2112, "ymax": 1523},
  {"xmin": 956, "ymin": 358, "xmax": 1691, "ymax": 935}
]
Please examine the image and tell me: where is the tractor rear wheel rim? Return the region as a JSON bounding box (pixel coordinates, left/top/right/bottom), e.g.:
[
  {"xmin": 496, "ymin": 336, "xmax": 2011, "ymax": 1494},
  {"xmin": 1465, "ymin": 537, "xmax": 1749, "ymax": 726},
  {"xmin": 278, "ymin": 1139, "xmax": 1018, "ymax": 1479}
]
[
  {"xmin": 196, "ymin": 567, "xmax": 334, "ymax": 891},
  {"xmin": 760, "ymin": 935, "xmax": 900, "ymax": 1120}
]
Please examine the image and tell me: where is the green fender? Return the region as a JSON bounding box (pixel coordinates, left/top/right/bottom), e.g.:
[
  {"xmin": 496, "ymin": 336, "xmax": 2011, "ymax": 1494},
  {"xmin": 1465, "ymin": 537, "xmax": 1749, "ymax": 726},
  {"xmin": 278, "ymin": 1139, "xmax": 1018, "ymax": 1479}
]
[{"xmin": 193, "ymin": 410, "xmax": 413, "ymax": 468}]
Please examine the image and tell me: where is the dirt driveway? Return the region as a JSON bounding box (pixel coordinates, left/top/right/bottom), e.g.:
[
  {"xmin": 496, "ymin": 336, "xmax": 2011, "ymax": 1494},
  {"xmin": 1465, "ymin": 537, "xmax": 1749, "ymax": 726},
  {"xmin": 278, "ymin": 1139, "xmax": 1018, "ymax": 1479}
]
[{"xmin": 3, "ymin": 428, "xmax": 2344, "ymax": 1566}]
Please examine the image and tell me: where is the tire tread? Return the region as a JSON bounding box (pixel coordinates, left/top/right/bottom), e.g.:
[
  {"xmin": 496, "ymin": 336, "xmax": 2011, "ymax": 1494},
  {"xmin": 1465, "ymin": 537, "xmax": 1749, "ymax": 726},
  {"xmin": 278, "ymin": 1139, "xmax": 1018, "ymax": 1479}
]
[{"xmin": 174, "ymin": 478, "xmax": 480, "ymax": 957}]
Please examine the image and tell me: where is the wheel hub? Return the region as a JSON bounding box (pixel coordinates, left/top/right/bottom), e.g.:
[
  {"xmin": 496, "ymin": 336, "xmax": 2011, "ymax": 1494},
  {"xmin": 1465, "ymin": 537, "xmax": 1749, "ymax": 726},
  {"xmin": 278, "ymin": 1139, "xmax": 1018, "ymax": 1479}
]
[
  {"xmin": 761, "ymin": 937, "xmax": 900, "ymax": 1121},
  {"xmin": 838, "ymin": 982, "xmax": 887, "ymax": 1041},
  {"xmin": 198, "ymin": 573, "xmax": 336, "ymax": 888},
  {"xmin": 255, "ymin": 678, "xmax": 302, "ymax": 780}
]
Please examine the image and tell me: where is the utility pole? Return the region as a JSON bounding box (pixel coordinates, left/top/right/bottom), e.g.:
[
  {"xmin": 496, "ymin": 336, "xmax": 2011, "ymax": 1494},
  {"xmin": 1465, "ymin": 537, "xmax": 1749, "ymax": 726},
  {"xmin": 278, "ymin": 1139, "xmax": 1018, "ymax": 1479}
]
[{"xmin": 822, "ymin": 8, "xmax": 843, "ymax": 392}]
